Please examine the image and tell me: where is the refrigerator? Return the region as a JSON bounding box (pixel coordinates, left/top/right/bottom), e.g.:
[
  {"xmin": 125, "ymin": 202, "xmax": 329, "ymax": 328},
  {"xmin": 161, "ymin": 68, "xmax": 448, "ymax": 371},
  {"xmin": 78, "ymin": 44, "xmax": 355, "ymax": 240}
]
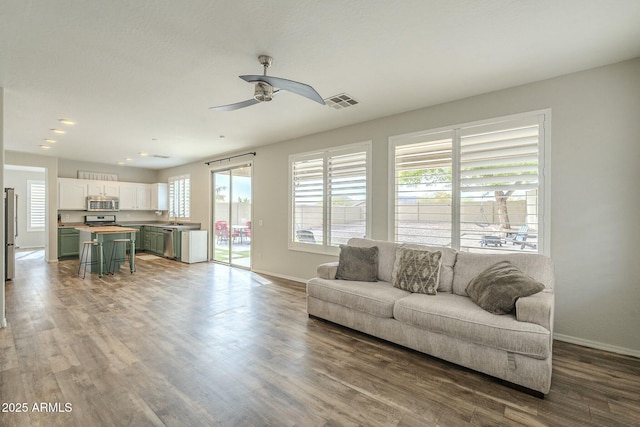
[
  {"xmin": 4, "ymin": 188, "xmax": 18, "ymax": 280},
  {"xmin": 181, "ymin": 230, "xmax": 208, "ymax": 263}
]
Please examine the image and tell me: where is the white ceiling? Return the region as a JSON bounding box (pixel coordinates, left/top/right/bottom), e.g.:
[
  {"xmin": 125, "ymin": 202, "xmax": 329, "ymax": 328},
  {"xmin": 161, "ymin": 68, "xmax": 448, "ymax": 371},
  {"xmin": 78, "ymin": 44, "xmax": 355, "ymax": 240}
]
[{"xmin": 2, "ymin": 1, "xmax": 640, "ymax": 170}]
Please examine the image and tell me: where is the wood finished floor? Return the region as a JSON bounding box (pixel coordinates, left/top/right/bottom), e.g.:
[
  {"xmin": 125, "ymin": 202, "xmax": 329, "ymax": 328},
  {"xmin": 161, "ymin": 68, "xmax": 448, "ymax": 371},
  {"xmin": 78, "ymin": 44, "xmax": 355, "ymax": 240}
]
[{"xmin": 1, "ymin": 251, "xmax": 639, "ymax": 426}]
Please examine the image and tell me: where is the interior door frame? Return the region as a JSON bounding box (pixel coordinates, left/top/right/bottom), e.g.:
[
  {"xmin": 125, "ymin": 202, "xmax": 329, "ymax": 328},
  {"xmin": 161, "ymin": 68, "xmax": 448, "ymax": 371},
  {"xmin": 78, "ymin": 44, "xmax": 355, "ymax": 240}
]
[{"xmin": 209, "ymin": 160, "xmax": 253, "ymax": 269}]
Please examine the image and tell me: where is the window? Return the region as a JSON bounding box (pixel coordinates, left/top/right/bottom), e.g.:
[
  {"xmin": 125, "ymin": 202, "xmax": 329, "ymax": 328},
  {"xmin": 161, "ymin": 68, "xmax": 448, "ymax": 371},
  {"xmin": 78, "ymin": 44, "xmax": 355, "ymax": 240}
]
[
  {"xmin": 289, "ymin": 142, "xmax": 371, "ymax": 253},
  {"xmin": 28, "ymin": 180, "xmax": 46, "ymax": 231},
  {"xmin": 168, "ymin": 175, "xmax": 190, "ymax": 220},
  {"xmin": 391, "ymin": 111, "xmax": 548, "ymax": 254}
]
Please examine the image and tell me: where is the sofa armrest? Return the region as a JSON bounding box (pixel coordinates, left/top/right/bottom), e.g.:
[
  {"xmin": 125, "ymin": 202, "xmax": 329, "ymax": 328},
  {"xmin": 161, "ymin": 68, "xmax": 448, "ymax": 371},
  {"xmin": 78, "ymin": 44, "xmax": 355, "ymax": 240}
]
[
  {"xmin": 317, "ymin": 262, "xmax": 339, "ymax": 280},
  {"xmin": 516, "ymin": 291, "xmax": 554, "ymax": 331}
]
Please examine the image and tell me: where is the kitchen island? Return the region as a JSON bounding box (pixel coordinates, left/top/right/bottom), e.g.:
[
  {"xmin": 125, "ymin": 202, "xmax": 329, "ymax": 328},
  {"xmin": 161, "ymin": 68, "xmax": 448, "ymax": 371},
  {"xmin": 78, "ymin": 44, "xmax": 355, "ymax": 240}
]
[{"xmin": 75, "ymin": 226, "xmax": 138, "ymax": 277}]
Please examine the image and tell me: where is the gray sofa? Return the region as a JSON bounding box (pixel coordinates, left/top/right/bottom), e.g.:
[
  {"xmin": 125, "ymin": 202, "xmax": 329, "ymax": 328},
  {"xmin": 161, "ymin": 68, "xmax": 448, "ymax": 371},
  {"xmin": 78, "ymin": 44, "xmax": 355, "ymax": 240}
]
[{"xmin": 306, "ymin": 238, "xmax": 555, "ymax": 395}]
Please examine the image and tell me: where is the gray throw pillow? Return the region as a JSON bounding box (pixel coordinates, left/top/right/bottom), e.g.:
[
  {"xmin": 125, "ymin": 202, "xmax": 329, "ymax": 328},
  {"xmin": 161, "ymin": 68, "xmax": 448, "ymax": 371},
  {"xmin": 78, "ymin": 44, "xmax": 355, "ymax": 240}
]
[
  {"xmin": 466, "ymin": 261, "xmax": 545, "ymax": 315},
  {"xmin": 392, "ymin": 247, "xmax": 442, "ymax": 295},
  {"xmin": 335, "ymin": 245, "xmax": 378, "ymax": 282}
]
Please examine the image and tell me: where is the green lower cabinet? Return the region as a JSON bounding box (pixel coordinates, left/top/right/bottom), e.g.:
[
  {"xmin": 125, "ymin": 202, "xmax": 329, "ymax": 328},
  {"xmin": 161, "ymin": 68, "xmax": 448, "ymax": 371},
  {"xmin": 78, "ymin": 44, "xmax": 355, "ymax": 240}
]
[
  {"xmin": 153, "ymin": 232, "xmax": 164, "ymax": 255},
  {"xmin": 141, "ymin": 226, "xmax": 164, "ymax": 256},
  {"xmin": 58, "ymin": 228, "xmax": 80, "ymax": 258}
]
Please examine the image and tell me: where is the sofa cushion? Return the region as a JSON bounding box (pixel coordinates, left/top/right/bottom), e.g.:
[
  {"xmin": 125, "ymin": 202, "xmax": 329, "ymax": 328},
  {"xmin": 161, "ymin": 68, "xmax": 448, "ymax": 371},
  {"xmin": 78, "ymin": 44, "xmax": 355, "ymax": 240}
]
[
  {"xmin": 307, "ymin": 278, "xmax": 410, "ymax": 318},
  {"xmin": 393, "ymin": 293, "xmax": 551, "ymax": 358},
  {"xmin": 392, "ymin": 247, "xmax": 442, "ymax": 295},
  {"xmin": 452, "ymin": 252, "xmax": 554, "ymax": 296},
  {"xmin": 347, "ymin": 238, "xmax": 400, "ymax": 283},
  {"xmin": 404, "ymin": 244, "xmax": 457, "ymax": 293},
  {"xmin": 335, "ymin": 245, "xmax": 378, "ymax": 282},
  {"xmin": 466, "ymin": 261, "xmax": 545, "ymax": 314}
]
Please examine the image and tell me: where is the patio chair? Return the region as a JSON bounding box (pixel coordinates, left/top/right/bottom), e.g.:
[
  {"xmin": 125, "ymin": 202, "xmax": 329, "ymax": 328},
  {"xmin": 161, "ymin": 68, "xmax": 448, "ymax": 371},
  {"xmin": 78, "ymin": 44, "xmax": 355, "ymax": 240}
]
[
  {"xmin": 505, "ymin": 225, "xmax": 537, "ymax": 250},
  {"xmin": 296, "ymin": 230, "xmax": 316, "ymax": 244},
  {"xmin": 244, "ymin": 221, "xmax": 251, "ymax": 241},
  {"xmin": 214, "ymin": 220, "xmax": 229, "ymax": 244}
]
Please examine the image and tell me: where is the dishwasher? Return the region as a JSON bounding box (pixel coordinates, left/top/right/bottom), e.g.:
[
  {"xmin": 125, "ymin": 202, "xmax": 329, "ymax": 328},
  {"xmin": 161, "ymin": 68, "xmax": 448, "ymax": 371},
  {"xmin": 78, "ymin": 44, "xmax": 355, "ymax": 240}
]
[{"xmin": 163, "ymin": 228, "xmax": 176, "ymax": 259}]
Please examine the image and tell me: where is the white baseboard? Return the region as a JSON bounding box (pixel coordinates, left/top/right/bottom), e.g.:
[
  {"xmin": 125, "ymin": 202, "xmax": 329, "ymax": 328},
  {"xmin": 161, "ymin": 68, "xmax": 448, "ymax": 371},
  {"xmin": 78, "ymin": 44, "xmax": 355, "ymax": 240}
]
[
  {"xmin": 250, "ymin": 268, "xmax": 307, "ymax": 285},
  {"xmin": 554, "ymin": 333, "xmax": 640, "ymax": 358}
]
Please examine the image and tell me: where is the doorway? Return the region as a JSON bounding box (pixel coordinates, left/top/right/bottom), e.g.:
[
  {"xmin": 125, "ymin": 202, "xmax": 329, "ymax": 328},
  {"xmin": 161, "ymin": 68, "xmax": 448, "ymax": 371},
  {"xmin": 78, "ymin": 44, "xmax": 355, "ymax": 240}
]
[{"xmin": 212, "ymin": 164, "xmax": 252, "ymax": 268}]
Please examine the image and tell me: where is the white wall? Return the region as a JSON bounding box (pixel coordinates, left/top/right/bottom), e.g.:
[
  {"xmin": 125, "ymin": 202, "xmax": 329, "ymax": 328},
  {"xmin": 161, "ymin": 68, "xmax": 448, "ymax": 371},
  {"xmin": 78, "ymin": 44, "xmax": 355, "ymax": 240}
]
[
  {"xmin": 215, "ymin": 58, "xmax": 639, "ymax": 355},
  {"xmin": 4, "ymin": 168, "xmax": 46, "ymax": 248},
  {"xmin": 58, "ymin": 158, "xmax": 159, "ymax": 183},
  {"xmin": 5, "ymin": 151, "xmax": 58, "ymax": 262},
  {"xmin": 1, "ymin": 86, "xmax": 6, "ymax": 328}
]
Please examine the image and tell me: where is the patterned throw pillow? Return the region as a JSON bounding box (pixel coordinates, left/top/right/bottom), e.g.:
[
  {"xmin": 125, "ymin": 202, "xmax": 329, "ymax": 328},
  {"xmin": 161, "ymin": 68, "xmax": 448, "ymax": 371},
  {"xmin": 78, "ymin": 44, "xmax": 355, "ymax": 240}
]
[
  {"xmin": 466, "ymin": 261, "xmax": 545, "ymax": 314},
  {"xmin": 335, "ymin": 245, "xmax": 379, "ymax": 282},
  {"xmin": 392, "ymin": 247, "xmax": 442, "ymax": 295}
]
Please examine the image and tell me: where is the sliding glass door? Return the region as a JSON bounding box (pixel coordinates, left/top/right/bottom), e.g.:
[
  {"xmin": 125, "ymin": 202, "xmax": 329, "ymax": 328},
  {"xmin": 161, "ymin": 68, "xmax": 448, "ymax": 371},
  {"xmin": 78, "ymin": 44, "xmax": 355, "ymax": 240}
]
[{"xmin": 212, "ymin": 164, "xmax": 252, "ymax": 268}]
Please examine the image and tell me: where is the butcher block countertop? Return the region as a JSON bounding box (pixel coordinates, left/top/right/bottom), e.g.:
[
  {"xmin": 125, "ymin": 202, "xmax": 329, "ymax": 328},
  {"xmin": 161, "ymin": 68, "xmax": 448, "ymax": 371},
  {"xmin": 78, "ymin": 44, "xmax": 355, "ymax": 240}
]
[{"xmin": 74, "ymin": 226, "xmax": 138, "ymax": 233}]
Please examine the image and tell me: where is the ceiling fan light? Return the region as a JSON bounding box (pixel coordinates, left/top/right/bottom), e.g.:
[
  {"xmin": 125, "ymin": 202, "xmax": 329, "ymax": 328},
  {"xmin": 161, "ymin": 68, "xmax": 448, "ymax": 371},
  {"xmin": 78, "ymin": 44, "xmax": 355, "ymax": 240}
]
[{"xmin": 254, "ymin": 82, "xmax": 273, "ymax": 102}]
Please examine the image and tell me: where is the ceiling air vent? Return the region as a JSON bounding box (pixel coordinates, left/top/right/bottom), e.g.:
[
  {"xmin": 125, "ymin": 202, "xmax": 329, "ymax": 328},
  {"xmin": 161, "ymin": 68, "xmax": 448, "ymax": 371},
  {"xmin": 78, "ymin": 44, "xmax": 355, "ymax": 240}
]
[
  {"xmin": 151, "ymin": 154, "xmax": 170, "ymax": 159},
  {"xmin": 324, "ymin": 93, "xmax": 359, "ymax": 110}
]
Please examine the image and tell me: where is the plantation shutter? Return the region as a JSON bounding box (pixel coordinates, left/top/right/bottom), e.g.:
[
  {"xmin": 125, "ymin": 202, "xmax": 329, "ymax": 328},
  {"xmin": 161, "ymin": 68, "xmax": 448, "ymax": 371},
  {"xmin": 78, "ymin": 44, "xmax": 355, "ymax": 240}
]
[
  {"xmin": 28, "ymin": 180, "xmax": 46, "ymax": 231},
  {"xmin": 328, "ymin": 149, "xmax": 368, "ymax": 245},
  {"xmin": 292, "ymin": 157, "xmax": 324, "ymax": 244},
  {"xmin": 169, "ymin": 175, "xmax": 190, "ymax": 219},
  {"xmin": 392, "ymin": 112, "xmax": 544, "ymax": 253},
  {"xmin": 459, "ymin": 116, "xmax": 540, "ymax": 250},
  {"xmin": 394, "ymin": 130, "xmax": 453, "ymax": 245}
]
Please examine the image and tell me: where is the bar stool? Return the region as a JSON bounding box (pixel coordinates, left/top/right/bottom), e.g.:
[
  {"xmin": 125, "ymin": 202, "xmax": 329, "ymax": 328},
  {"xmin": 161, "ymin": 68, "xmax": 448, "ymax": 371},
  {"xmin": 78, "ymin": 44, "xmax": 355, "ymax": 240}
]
[
  {"xmin": 78, "ymin": 240, "xmax": 99, "ymax": 279},
  {"xmin": 107, "ymin": 238, "xmax": 131, "ymax": 274}
]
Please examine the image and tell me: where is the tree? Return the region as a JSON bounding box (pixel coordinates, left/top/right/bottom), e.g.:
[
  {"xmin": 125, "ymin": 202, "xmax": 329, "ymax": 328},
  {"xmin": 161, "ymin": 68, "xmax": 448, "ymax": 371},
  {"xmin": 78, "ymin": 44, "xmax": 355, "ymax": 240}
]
[
  {"xmin": 215, "ymin": 185, "xmax": 226, "ymax": 201},
  {"xmin": 494, "ymin": 190, "xmax": 515, "ymax": 230}
]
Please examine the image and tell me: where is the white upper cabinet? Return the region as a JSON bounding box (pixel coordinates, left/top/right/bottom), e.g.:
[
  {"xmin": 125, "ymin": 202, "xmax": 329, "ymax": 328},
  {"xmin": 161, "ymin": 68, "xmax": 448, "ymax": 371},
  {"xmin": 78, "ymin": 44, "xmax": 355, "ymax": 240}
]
[
  {"xmin": 58, "ymin": 178, "xmax": 168, "ymax": 211},
  {"xmin": 136, "ymin": 184, "xmax": 153, "ymax": 210},
  {"xmin": 118, "ymin": 182, "xmax": 161, "ymax": 210},
  {"xmin": 58, "ymin": 178, "xmax": 88, "ymax": 210},
  {"xmin": 151, "ymin": 183, "xmax": 168, "ymax": 211},
  {"xmin": 118, "ymin": 183, "xmax": 139, "ymax": 210},
  {"xmin": 86, "ymin": 180, "xmax": 119, "ymax": 197}
]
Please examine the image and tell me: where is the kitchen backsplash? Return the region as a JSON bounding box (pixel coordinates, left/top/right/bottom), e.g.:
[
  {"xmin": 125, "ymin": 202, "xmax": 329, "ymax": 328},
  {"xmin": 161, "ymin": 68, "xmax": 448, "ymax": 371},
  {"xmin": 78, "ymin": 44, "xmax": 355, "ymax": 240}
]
[{"xmin": 58, "ymin": 210, "xmax": 168, "ymax": 224}]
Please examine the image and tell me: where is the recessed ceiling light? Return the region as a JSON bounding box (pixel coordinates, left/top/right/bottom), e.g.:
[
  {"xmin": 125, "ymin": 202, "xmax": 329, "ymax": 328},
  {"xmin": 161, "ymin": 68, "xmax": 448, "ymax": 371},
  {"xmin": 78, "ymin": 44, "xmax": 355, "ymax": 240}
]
[
  {"xmin": 58, "ymin": 119, "xmax": 76, "ymax": 125},
  {"xmin": 44, "ymin": 139, "xmax": 56, "ymax": 143},
  {"xmin": 139, "ymin": 152, "xmax": 149, "ymax": 157},
  {"xmin": 117, "ymin": 161, "xmax": 125, "ymax": 165},
  {"xmin": 125, "ymin": 157, "xmax": 133, "ymax": 161},
  {"xmin": 50, "ymin": 129, "xmax": 66, "ymax": 134},
  {"xmin": 40, "ymin": 145, "xmax": 51, "ymax": 150}
]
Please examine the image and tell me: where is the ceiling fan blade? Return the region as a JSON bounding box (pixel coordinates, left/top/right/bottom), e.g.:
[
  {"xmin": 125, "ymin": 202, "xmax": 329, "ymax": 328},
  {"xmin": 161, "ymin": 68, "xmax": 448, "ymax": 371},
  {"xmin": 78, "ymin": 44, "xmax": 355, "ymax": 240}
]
[
  {"xmin": 240, "ymin": 75, "xmax": 325, "ymax": 105},
  {"xmin": 209, "ymin": 98, "xmax": 260, "ymax": 111}
]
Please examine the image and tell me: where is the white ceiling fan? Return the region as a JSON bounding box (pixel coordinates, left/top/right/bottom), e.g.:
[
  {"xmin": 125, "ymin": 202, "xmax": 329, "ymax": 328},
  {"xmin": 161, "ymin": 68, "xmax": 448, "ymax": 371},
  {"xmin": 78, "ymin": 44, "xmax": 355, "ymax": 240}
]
[{"xmin": 210, "ymin": 55, "xmax": 326, "ymax": 111}]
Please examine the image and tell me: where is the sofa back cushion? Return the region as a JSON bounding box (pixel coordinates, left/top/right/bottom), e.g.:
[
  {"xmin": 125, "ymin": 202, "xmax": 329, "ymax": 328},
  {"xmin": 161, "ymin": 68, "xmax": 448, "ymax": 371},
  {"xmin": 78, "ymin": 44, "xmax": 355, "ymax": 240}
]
[
  {"xmin": 347, "ymin": 238, "xmax": 399, "ymax": 283},
  {"xmin": 404, "ymin": 244, "xmax": 457, "ymax": 293},
  {"xmin": 452, "ymin": 252, "xmax": 554, "ymax": 296},
  {"xmin": 347, "ymin": 238, "xmax": 457, "ymax": 291}
]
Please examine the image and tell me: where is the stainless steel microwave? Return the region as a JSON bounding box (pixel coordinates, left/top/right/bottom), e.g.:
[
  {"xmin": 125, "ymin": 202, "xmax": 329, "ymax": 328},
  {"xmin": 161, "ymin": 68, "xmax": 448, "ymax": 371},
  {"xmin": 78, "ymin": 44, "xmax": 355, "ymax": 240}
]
[{"xmin": 86, "ymin": 195, "xmax": 119, "ymax": 211}]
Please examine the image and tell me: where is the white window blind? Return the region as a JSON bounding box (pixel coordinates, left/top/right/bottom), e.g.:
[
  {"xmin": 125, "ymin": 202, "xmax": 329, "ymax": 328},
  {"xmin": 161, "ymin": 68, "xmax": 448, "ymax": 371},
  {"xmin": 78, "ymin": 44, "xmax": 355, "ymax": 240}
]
[
  {"xmin": 168, "ymin": 175, "xmax": 190, "ymax": 220},
  {"xmin": 394, "ymin": 130, "xmax": 453, "ymax": 246},
  {"xmin": 290, "ymin": 142, "xmax": 370, "ymax": 252},
  {"xmin": 28, "ymin": 180, "xmax": 46, "ymax": 231},
  {"xmin": 392, "ymin": 112, "xmax": 546, "ymax": 253},
  {"xmin": 292, "ymin": 157, "xmax": 324, "ymax": 245},
  {"xmin": 328, "ymin": 150, "xmax": 368, "ymax": 246}
]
